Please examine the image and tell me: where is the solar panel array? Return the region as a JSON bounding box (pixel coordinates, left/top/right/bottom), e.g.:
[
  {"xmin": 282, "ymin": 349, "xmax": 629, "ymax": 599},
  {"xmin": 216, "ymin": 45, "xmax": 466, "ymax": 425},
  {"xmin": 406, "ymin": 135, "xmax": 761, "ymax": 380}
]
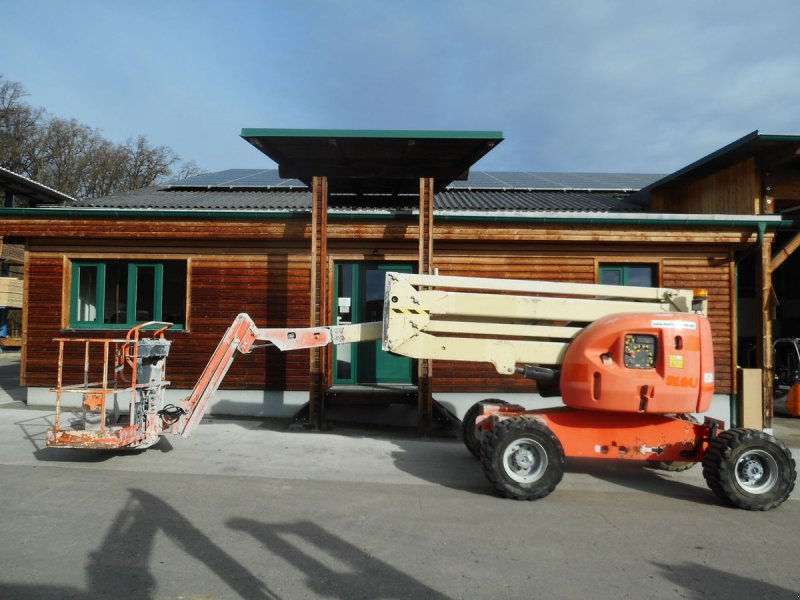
[
  {"xmin": 167, "ymin": 169, "xmax": 305, "ymax": 188},
  {"xmin": 448, "ymin": 171, "xmax": 662, "ymax": 190},
  {"xmin": 168, "ymin": 169, "xmax": 662, "ymax": 191}
]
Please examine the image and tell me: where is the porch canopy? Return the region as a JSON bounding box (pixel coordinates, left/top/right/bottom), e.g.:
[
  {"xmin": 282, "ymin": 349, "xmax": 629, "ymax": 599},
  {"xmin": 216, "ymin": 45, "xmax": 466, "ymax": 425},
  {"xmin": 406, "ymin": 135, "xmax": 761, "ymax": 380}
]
[{"xmin": 240, "ymin": 128, "xmax": 503, "ymax": 195}]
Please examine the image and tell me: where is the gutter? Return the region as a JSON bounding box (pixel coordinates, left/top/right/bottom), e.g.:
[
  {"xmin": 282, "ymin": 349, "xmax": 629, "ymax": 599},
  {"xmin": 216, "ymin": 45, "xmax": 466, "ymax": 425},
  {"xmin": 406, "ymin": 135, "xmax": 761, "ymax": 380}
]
[{"xmin": 0, "ymin": 207, "xmax": 789, "ymax": 229}]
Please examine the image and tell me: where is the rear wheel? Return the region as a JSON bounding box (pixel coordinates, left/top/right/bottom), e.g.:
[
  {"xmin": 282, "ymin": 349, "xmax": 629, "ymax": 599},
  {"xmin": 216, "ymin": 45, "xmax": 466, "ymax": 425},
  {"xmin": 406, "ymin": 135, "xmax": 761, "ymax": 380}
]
[
  {"xmin": 702, "ymin": 428, "xmax": 796, "ymax": 510},
  {"xmin": 462, "ymin": 399, "xmax": 508, "ymax": 458},
  {"xmin": 480, "ymin": 416, "xmax": 565, "ymax": 500},
  {"xmin": 650, "ymin": 414, "xmax": 699, "ymax": 472}
]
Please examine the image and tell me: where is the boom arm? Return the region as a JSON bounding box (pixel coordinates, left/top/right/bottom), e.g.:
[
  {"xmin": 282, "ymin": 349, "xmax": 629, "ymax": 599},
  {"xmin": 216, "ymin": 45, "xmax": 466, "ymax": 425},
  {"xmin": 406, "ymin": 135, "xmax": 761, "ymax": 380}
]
[{"xmin": 174, "ymin": 315, "xmax": 380, "ymax": 437}]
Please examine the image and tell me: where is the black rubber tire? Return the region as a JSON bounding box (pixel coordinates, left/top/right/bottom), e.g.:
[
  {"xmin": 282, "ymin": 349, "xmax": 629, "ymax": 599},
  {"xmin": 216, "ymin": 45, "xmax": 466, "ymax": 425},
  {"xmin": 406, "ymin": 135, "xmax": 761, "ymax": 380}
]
[
  {"xmin": 650, "ymin": 414, "xmax": 699, "ymax": 472},
  {"xmin": 702, "ymin": 428, "xmax": 797, "ymax": 511},
  {"xmin": 480, "ymin": 416, "xmax": 565, "ymax": 501},
  {"xmin": 462, "ymin": 399, "xmax": 508, "ymax": 458}
]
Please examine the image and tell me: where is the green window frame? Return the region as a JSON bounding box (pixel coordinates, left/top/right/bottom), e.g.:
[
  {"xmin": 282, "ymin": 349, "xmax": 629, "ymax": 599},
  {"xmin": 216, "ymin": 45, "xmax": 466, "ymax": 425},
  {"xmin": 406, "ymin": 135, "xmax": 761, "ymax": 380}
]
[
  {"xmin": 599, "ymin": 263, "xmax": 658, "ymax": 287},
  {"xmin": 70, "ymin": 260, "xmax": 186, "ymax": 329}
]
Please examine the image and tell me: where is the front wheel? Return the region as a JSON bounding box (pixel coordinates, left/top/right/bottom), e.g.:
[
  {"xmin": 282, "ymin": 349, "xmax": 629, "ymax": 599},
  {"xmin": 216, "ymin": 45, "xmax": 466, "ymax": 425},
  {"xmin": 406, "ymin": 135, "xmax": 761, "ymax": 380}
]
[
  {"xmin": 702, "ymin": 428, "xmax": 796, "ymax": 510},
  {"xmin": 480, "ymin": 417, "xmax": 565, "ymax": 501}
]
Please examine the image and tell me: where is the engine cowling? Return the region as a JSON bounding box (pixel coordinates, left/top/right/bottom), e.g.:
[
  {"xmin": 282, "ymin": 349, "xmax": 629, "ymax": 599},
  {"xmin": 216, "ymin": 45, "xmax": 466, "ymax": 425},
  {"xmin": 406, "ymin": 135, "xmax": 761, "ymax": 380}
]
[{"xmin": 559, "ymin": 313, "xmax": 714, "ymax": 414}]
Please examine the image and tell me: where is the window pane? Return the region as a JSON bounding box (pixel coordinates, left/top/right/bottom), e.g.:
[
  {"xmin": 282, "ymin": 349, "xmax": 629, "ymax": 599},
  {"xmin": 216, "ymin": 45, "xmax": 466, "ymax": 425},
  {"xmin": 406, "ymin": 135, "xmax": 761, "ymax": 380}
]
[
  {"xmin": 162, "ymin": 262, "xmax": 186, "ymax": 325},
  {"xmin": 103, "ymin": 263, "xmax": 128, "ymax": 324},
  {"xmin": 364, "ymin": 267, "xmax": 385, "ymax": 321},
  {"xmin": 600, "ymin": 268, "xmax": 622, "ymax": 286},
  {"xmin": 135, "ymin": 266, "xmax": 156, "ymax": 322},
  {"xmin": 76, "ymin": 266, "xmax": 98, "ymax": 322},
  {"xmin": 335, "ymin": 264, "xmax": 354, "ymax": 380},
  {"xmin": 627, "ymin": 266, "xmax": 656, "ymax": 287}
]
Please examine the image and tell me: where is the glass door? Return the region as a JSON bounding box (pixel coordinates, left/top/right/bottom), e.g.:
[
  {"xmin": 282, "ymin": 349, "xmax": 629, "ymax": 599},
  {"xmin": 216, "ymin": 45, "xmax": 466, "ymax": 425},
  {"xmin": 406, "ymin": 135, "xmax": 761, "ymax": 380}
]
[{"xmin": 333, "ymin": 262, "xmax": 414, "ymax": 385}]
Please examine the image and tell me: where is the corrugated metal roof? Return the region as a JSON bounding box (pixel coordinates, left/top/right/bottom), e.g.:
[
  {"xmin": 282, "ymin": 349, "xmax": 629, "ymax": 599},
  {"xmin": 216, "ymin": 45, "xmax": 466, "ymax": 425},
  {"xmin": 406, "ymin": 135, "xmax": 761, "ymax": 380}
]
[
  {"xmin": 69, "ymin": 169, "xmax": 660, "ymax": 213},
  {"xmin": 436, "ymin": 189, "xmax": 642, "ymax": 212},
  {"xmin": 76, "ymin": 188, "xmax": 312, "ymax": 210},
  {"xmin": 73, "ymin": 187, "xmax": 644, "ymax": 213}
]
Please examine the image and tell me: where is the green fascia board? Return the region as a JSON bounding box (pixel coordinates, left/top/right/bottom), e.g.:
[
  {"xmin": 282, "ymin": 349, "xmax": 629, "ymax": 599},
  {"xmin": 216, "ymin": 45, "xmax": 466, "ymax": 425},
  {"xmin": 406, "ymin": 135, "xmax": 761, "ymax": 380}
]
[
  {"xmin": 0, "ymin": 207, "xmax": 790, "ymax": 229},
  {"xmin": 240, "ymin": 128, "xmax": 504, "ymax": 141}
]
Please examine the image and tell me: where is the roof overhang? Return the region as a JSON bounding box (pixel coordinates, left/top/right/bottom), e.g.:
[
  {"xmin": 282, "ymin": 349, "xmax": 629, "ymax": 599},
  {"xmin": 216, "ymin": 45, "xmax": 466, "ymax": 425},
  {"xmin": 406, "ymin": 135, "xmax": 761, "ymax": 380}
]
[
  {"xmin": 645, "ymin": 131, "xmax": 800, "ymax": 191},
  {"xmin": 240, "ymin": 128, "xmax": 503, "ymax": 194},
  {"xmin": 0, "ymin": 166, "xmax": 75, "ymax": 205}
]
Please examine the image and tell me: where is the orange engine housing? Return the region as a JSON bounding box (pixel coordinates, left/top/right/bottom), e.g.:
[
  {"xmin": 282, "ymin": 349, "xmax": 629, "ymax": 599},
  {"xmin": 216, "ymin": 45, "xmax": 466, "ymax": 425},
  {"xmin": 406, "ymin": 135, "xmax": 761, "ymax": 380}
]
[{"xmin": 560, "ymin": 312, "xmax": 714, "ymax": 414}]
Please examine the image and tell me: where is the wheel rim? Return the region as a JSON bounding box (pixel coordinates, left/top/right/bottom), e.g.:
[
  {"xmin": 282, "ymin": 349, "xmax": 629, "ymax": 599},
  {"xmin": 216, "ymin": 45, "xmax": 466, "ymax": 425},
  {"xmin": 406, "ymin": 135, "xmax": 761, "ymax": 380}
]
[
  {"xmin": 734, "ymin": 449, "xmax": 779, "ymax": 494},
  {"xmin": 502, "ymin": 437, "xmax": 548, "ymax": 483}
]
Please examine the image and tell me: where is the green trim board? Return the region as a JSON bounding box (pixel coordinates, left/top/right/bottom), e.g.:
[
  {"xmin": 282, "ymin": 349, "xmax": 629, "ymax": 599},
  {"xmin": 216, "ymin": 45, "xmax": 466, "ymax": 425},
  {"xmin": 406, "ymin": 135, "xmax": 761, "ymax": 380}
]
[{"xmin": 240, "ymin": 128, "xmax": 504, "ymax": 140}]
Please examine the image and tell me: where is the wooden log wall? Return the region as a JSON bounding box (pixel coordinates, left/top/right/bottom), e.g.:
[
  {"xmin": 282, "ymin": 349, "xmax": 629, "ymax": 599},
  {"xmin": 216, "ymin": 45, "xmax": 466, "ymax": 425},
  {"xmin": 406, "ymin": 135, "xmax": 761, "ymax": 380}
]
[
  {"xmin": 650, "ymin": 158, "xmax": 761, "ymax": 215},
  {"xmin": 23, "ymin": 242, "xmax": 312, "ymax": 393},
  {"xmin": 15, "ymin": 217, "xmax": 744, "ymax": 397}
]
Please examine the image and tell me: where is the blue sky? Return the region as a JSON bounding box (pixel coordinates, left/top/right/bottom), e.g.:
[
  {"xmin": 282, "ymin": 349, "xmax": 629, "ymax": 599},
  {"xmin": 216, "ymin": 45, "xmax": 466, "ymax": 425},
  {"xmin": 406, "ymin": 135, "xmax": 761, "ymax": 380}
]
[{"xmin": 1, "ymin": 1, "xmax": 799, "ymax": 176}]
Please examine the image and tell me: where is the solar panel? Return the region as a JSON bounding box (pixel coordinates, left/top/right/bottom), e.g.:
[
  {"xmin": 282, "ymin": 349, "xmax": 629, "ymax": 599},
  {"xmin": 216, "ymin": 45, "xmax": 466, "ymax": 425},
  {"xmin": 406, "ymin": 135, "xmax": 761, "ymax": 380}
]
[
  {"xmin": 452, "ymin": 171, "xmax": 662, "ymax": 190},
  {"xmin": 168, "ymin": 169, "xmax": 305, "ymax": 188}
]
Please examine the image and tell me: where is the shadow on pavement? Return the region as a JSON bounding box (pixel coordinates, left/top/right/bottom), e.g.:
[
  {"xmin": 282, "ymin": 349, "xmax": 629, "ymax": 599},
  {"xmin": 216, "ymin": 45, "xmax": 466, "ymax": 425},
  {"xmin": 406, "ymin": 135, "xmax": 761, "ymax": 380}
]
[
  {"xmin": 0, "ymin": 354, "xmax": 25, "ymax": 403},
  {"xmin": 1, "ymin": 488, "xmax": 275, "ymax": 600},
  {"xmin": 652, "ymin": 561, "xmax": 798, "ymax": 599},
  {"xmin": 228, "ymin": 518, "xmax": 449, "ymax": 599},
  {"xmin": 15, "ymin": 410, "xmax": 174, "ymax": 461},
  {"xmin": 567, "ymin": 458, "xmax": 718, "ymax": 506},
  {"xmin": 0, "ymin": 489, "xmax": 447, "ymax": 599}
]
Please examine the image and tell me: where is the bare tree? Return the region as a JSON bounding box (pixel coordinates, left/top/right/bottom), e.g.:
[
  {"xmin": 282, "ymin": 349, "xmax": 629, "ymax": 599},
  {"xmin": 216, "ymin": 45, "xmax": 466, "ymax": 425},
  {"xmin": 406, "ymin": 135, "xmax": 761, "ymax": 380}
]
[{"xmin": 0, "ymin": 75, "xmax": 203, "ymax": 200}]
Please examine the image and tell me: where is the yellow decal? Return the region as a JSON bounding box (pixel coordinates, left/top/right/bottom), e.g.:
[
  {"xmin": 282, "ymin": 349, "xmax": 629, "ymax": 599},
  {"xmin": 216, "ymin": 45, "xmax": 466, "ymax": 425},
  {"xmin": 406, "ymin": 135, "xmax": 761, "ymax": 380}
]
[{"xmin": 669, "ymin": 354, "xmax": 685, "ymax": 369}]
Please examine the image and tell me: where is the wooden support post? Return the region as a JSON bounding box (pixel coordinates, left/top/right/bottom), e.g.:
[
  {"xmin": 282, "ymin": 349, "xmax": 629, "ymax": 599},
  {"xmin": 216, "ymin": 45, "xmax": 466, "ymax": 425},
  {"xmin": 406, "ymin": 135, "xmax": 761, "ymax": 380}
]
[
  {"xmin": 309, "ymin": 176, "xmax": 328, "ymax": 427},
  {"xmin": 758, "ymin": 234, "xmax": 774, "ymax": 429},
  {"xmin": 760, "ymin": 182, "xmax": 774, "ymax": 430},
  {"xmin": 417, "ymin": 177, "xmax": 434, "ymax": 432}
]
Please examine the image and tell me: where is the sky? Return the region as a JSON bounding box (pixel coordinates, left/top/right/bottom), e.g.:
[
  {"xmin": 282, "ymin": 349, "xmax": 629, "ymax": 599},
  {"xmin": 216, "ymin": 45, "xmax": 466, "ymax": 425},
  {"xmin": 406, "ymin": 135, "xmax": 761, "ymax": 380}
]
[{"xmin": 1, "ymin": 1, "xmax": 799, "ymax": 176}]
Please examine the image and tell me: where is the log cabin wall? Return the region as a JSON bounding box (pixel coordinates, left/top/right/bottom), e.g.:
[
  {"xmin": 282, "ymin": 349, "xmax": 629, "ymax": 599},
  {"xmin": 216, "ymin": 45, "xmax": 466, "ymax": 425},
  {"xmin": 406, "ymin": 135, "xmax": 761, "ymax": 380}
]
[
  {"xmin": 430, "ymin": 243, "xmax": 735, "ymax": 395},
  {"xmin": 23, "ymin": 239, "xmax": 312, "ymax": 393},
  {"xmin": 14, "ymin": 215, "xmax": 745, "ymax": 398},
  {"xmin": 650, "ymin": 157, "xmax": 761, "ymax": 214}
]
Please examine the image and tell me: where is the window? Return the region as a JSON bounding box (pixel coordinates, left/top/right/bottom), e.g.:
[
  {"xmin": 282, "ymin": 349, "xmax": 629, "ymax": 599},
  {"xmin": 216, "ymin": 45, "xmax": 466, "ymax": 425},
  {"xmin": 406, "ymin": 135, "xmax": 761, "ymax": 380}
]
[
  {"xmin": 599, "ymin": 264, "xmax": 657, "ymax": 287},
  {"xmin": 70, "ymin": 260, "xmax": 187, "ymax": 329}
]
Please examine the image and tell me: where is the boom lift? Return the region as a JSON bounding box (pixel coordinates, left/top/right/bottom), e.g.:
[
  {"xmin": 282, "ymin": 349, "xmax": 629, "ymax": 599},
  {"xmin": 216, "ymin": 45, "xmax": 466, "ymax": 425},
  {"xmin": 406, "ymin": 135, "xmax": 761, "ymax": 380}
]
[{"xmin": 46, "ymin": 272, "xmax": 796, "ymax": 510}]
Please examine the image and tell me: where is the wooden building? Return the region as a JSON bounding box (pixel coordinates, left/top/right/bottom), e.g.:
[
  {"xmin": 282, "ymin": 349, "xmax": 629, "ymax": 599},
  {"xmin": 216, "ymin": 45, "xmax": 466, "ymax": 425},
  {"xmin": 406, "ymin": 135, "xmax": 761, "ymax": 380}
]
[
  {"xmin": 0, "ymin": 167, "xmax": 76, "ymax": 349},
  {"xmin": 640, "ymin": 131, "xmax": 800, "ymax": 427},
  {"xmin": 0, "ymin": 130, "xmax": 788, "ymax": 428}
]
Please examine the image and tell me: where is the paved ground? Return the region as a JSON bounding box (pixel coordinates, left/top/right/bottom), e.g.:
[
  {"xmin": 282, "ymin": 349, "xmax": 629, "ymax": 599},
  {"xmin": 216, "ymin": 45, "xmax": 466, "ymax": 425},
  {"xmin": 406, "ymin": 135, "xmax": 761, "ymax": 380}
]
[{"xmin": 1, "ymin": 351, "xmax": 799, "ymax": 599}]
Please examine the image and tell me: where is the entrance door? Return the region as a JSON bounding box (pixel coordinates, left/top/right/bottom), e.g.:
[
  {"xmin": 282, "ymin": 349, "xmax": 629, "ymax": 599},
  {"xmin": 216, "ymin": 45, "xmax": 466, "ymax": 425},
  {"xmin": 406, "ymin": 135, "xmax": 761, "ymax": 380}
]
[{"xmin": 334, "ymin": 262, "xmax": 414, "ymax": 385}]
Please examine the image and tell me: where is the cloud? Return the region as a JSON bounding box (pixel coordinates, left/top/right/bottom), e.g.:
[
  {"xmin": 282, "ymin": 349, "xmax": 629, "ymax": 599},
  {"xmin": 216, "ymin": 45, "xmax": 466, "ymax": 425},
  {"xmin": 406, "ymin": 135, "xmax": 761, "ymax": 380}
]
[{"xmin": 1, "ymin": 0, "xmax": 799, "ymax": 174}]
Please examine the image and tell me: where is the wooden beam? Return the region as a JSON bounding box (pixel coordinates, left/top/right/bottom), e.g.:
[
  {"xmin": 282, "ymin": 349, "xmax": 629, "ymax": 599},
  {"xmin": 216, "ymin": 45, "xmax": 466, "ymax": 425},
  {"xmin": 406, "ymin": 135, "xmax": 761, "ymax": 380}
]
[
  {"xmin": 758, "ymin": 237, "xmax": 774, "ymax": 428},
  {"xmin": 309, "ymin": 176, "xmax": 328, "ymax": 427},
  {"xmin": 771, "ymin": 230, "xmax": 800, "ymax": 272},
  {"xmin": 417, "ymin": 177, "xmax": 434, "ymax": 432}
]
